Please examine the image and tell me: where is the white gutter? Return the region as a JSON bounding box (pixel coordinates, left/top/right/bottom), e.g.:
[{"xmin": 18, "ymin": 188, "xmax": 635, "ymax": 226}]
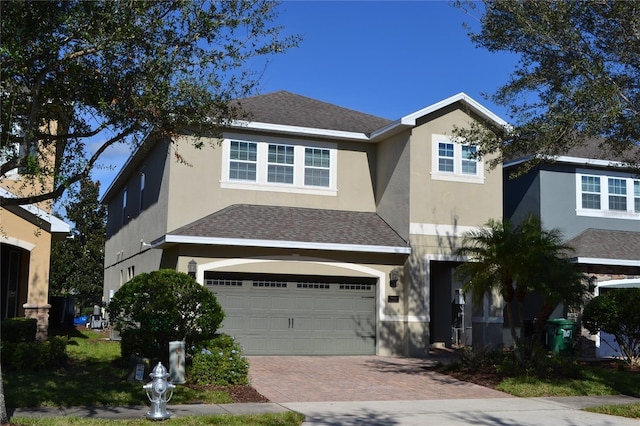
[
  {"xmin": 231, "ymin": 120, "xmax": 369, "ymax": 141},
  {"xmin": 504, "ymin": 155, "xmax": 628, "ymax": 169},
  {"xmin": 570, "ymin": 257, "xmax": 640, "ymax": 267},
  {"xmin": 155, "ymin": 234, "xmax": 411, "ymax": 255}
]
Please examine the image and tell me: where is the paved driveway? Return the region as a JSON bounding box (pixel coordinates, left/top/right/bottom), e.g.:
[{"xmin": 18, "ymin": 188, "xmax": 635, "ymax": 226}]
[{"xmin": 248, "ymin": 355, "xmax": 512, "ymax": 403}]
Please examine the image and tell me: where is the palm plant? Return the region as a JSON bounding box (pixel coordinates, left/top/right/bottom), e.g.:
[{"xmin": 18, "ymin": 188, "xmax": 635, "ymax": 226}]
[
  {"xmin": 454, "ymin": 218, "xmax": 523, "ymax": 346},
  {"xmin": 455, "ymin": 215, "xmax": 588, "ymax": 358}
]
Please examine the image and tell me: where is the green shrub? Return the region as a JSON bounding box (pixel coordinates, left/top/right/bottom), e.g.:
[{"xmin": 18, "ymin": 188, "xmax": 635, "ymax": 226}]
[
  {"xmin": 1, "ymin": 317, "xmax": 37, "ymax": 342},
  {"xmin": 190, "ymin": 334, "xmax": 249, "ymax": 386},
  {"xmin": 583, "ymin": 288, "xmax": 640, "ymax": 366},
  {"xmin": 120, "ymin": 328, "xmax": 160, "ymax": 361},
  {"xmin": 0, "ymin": 336, "xmax": 68, "ymax": 370},
  {"xmin": 107, "ymin": 269, "xmax": 225, "ymax": 361}
]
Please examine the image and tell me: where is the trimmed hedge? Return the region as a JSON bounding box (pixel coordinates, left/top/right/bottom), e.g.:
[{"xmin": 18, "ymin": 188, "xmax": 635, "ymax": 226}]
[{"xmin": 1, "ymin": 317, "xmax": 37, "ymax": 342}]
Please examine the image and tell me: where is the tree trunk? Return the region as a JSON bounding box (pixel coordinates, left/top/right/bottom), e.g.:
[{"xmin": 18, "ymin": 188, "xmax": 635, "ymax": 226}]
[{"xmin": 0, "ymin": 362, "xmax": 9, "ymax": 425}]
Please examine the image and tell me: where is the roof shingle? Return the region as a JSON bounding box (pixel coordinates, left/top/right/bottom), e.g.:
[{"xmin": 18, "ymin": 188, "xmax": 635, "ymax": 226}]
[
  {"xmin": 236, "ymin": 91, "xmax": 393, "ymax": 135},
  {"xmin": 169, "ymin": 204, "xmax": 408, "ymax": 249},
  {"xmin": 566, "ymin": 229, "xmax": 640, "ymax": 262}
]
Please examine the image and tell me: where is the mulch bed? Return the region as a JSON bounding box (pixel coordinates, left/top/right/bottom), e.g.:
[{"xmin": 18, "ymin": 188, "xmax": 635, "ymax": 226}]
[{"xmin": 184, "ymin": 384, "xmax": 270, "ymax": 403}]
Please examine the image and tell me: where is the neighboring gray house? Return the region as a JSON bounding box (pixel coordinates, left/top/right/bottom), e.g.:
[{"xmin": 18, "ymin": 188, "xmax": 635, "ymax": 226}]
[
  {"xmin": 101, "ymin": 91, "xmax": 507, "ymax": 357},
  {"xmin": 503, "ymin": 140, "xmax": 640, "ymax": 348}
]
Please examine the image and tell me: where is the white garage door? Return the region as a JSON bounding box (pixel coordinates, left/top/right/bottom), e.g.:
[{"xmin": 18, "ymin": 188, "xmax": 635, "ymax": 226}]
[{"xmin": 205, "ymin": 274, "xmax": 376, "ymax": 355}]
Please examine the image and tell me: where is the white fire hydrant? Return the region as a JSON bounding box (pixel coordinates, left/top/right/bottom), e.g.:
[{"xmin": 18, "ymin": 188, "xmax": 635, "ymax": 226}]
[{"xmin": 143, "ymin": 362, "xmax": 175, "ymax": 420}]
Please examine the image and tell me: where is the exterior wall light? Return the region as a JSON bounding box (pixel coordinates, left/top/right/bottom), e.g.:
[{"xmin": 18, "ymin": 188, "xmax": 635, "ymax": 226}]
[
  {"xmin": 389, "ymin": 268, "xmax": 400, "ymax": 288},
  {"xmin": 188, "ymin": 259, "xmax": 197, "ymax": 279}
]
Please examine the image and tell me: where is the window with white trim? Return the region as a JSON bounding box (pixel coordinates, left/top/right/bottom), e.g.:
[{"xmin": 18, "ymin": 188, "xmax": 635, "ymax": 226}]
[
  {"xmin": 577, "ymin": 173, "xmax": 640, "ymax": 219},
  {"xmin": 229, "ymin": 141, "xmax": 257, "ymax": 181},
  {"xmin": 608, "ymin": 178, "xmax": 627, "ymax": 211},
  {"xmin": 431, "ymin": 135, "xmax": 484, "ymax": 183},
  {"xmin": 581, "ymin": 175, "xmax": 601, "ymax": 209},
  {"xmin": 267, "ymin": 144, "xmax": 294, "ymax": 184},
  {"xmin": 304, "ymin": 147, "xmax": 330, "ymax": 186},
  {"xmin": 222, "ymin": 138, "xmax": 337, "ymax": 195}
]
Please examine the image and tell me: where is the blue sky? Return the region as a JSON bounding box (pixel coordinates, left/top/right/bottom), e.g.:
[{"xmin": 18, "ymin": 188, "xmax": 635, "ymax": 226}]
[{"xmin": 91, "ymin": 0, "xmax": 519, "ymax": 196}]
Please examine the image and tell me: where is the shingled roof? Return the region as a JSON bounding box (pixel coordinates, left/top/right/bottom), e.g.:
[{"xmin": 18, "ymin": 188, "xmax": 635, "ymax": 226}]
[
  {"xmin": 566, "ymin": 229, "xmax": 640, "ymax": 262},
  {"xmin": 168, "ymin": 204, "xmax": 408, "ymax": 251},
  {"xmin": 236, "ymin": 91, "xmax": 393, "ymax": 135},
  {"xmin": 506, "ymin": 137, "xmax": 640, "ymax": 165}
]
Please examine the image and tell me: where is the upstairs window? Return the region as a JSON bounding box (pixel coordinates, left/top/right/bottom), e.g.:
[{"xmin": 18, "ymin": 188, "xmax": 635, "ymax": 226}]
[
  {"xmin": 581, "ymin": 176, "xmax": 601, "ymax": 209},
  {"xmin": 438, "ymin": 143, "xmax": 454, "ymax": 172},
  {"xmin": 222, "ymin": 138, "xmax": 337, "ymax": 195},
  {"xmin": 229, "ymin": 141, "xmax": 257, "ymax": 181},
  {"xmin": 304, "ymin": 148, "xmax": 330, "ymax": 187},
  {"xmin": 577, "ymin": 173, "xmax": 639, "ymax": 219},
  {"xmin": 461, "ymin": 145, "xmax": 478, "ymax": 175},
  {"xmin": 608, "ymin": 178, "xmax": 627, "ymax": 211},
  {"xmin": 432, "ymin": 135, "xmax": 484, "ymax": 183},
  {"xmin": 267, "ymin": 144, "xmax": 294, "ymax": 184},
  {"xmin": 121, "ymin": 188, "xmax": 128, "ymax": 225}
]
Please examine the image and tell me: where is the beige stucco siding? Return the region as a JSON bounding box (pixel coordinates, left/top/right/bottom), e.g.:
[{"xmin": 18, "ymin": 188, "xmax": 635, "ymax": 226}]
[
  {"xmin": 408, "ymin": 109, "xmax": 502, "ymax": 256},
  {"xmin": 375, "ymin": 132, "xmax": 411, "ymax": 241},
  {"xmin": 1, "ymin": 208, "xmax": 52, "ymax": 309},
  {"xmin": 164, "ymin": 133, "xmax": 378, "ymax": 233}
]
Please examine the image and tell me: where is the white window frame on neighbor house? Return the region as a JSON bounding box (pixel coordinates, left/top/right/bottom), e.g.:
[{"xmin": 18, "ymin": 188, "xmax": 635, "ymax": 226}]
[
  {"xmin": 431, "ymin": 134, "xmax": 484, "ymax": 184},
  {"xmin": 576, "ymin": 172, "xmax": 640, "ymax": 219},
  {"xmin": 221, "ymin": 135, "xmax": 338, "ymax": 196}
]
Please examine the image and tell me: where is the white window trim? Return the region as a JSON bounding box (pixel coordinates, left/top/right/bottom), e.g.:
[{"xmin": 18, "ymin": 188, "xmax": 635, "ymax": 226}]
[
  {"xmin": 221, "ymin": 136, "xmax": 338, "ymax": 196},
  {"xmin": 430, "ymin": 134, "xmax": 485, "ymax": 184},
  {"xmin": 576, "ymin": 172, "xmax": 640, "ymax": 219}
]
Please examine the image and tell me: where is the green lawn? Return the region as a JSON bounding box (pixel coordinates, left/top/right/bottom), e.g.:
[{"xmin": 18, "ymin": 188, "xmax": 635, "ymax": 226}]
[
  {"xmin": 496, "ymin": 365, "xmax": 640, "ymax": 398},
  {"xmin": 11, "ymin": 413, "xmax": 306, "ymax": 426},
  {"xmin": 494, "ymin": 361, "xmax": 640, "ymax": 420},
  {"xmin": 4, "ymin": 328, "xmax": 231, "ymax": 407},
  {"xmin": 4, "ymin": 328, "xmax": 304, "ymax": 425}
]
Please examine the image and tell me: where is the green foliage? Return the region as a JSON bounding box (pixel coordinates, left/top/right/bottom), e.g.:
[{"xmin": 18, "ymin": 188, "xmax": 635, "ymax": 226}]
[
  {"xmin": 50, "ymin": 178, "xmax": 106, "ymax": 312},
  {"xmin": 107, "ymin": 270, "xmax": 225, "ymax": 360},
  {"xmin": 454, "ymin": 1, "xmax": 640, "ymax": 170},
  {"xmin": 583, "ymin": 288, "xmax": 640, "ymax": 366},
  {"xmin": 191, "ymin": 334, "xmax": 249, "ymax": 386},
  {"xmin": 0, "ymin": 337, "xmax": 67, "ymax": 371},
  {"xmin": 119, "ymin": 328, "xmax": 159, "ymax": 361},
  {"xmin": 455, "ymin": 215, "xmax": 586, "ymax": 353},
  {"xmin": 1, "ymin": 318, "xmax": 37, "ymax": 342},
  {"xmin": 1, "ymin": 0, "xmax": 300, "ymax": 206}
]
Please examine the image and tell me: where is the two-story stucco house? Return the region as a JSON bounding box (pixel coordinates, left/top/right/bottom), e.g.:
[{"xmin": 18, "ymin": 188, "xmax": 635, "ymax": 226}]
[
  {"xmin": 503, "ymin": 139, "xmax": 640, "ymax": 350},
  {"xmin": 102, "ymin": 91, "xmax": 506, "ymax": 357}
]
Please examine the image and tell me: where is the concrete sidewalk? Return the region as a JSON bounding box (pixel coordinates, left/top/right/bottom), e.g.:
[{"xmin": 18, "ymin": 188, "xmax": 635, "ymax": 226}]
[
  {"xmin": 283, "ymin": 396, "xmax": 640, "ymax": 426},
  {"xmin": 9, "ymin": 395, "xmax": 640, "ymax": 425}
]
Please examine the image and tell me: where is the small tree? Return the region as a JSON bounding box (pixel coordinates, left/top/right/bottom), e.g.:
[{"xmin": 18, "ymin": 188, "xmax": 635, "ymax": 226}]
[
  {"xmin": 455, "ymin": 215, "xmax": 587, "ymax": 361},
  {"xmin": 107, "ymin": 269, "xmax": 224, "ymax": 361},
  {"xmin": 50, "ymin": 178, "xmax": 106, "ymax": 312},
  {"xmin": 583, "ymin": 288, "xmax": 640, "ymax": 366}
]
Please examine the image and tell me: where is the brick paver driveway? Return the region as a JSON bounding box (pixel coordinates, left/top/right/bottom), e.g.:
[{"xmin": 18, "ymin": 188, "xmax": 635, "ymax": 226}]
[{"xmin": 248, "ymin": 355, "xmax": 512, "ymax": 403}]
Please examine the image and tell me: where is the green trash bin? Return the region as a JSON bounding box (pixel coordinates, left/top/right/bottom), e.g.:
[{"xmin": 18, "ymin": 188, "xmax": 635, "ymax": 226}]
[{"xmin": 546, "ymin": 319, "xmax": 577, "ymax": 355}]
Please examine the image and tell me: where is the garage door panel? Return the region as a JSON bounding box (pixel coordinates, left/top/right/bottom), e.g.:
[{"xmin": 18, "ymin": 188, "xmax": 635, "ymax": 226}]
[{"xmin": 207, "ymin": 277, "xmax": 376, "ymax": 355}]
